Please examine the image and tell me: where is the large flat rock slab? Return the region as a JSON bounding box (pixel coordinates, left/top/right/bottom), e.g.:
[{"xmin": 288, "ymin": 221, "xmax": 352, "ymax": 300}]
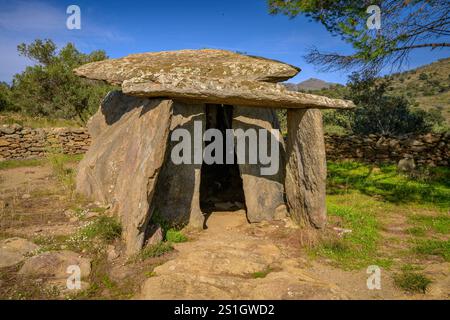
[
  {"xmin": 74, "ymin": 49, "xmax": 300, "ymax": 84},
  {"xmin": 138, "ymin": 212, "xmax": 349, "ymax": 300},
  {"xmin": 122, "ymin": 74, "xmax": 354, "ymax": 109}
]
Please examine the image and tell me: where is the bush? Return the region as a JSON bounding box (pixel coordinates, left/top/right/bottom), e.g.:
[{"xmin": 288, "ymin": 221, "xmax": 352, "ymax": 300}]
[
  {"xmin": 347, "ymin": 73, "xmax": 433, "ymax": 135},
  {"xmin": 10, "ymin": 39, "xmax": 115, "ymax": 124}
]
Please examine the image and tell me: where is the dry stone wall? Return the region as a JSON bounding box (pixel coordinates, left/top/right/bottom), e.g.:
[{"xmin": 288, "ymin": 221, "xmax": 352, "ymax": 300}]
[
  {"xmin": 0, "ymin": 124, "xmax": 448, "ymax": 167},
  {"xmin": 325, "ymin": 133, "xmax": 449, "ymax": 167},
  {"xmin": 0, "ymin": 124, "xmax": 90, "ymax": 160}
]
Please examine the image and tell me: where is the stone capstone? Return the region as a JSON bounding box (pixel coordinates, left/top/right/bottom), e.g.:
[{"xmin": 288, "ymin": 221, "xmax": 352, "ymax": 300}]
[{"xmin": 74, "ymin": 49, "xmax": 300, "ymax": 84}]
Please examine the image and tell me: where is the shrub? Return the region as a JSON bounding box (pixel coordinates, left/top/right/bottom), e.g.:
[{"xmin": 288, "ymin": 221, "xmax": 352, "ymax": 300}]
[
  {"xmin": 394, "ymin": 272, "xmax": 431, "ymax": 293},
  {"xmin": 165, "ymin": 229, "xmax": 188, "ymax": 243}
]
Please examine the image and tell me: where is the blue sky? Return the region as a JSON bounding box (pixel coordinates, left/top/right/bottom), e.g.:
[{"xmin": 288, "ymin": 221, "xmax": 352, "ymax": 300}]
[{"xmin": 0, "ymin": 0, "xmax": 449, "ymax": 84}]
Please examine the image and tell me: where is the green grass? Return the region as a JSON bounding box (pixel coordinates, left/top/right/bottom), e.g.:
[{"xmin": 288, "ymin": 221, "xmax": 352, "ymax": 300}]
[
  {"xmin": 0, "ymin": 112, "xmax": 81, "ymax": 128},
  {"xmin": 251, "ymin": 268, "xmax": 272, "ymax": 279},
  {"xmin": 413, "ymin": 239, "xmax": 450, "ymax": 261},
  {"xmin": 313, "ymin": 196, "xmax": 392, "ymax": 270},
  {"xmin": 79, "ymin": 216, "xmax": 122, "ymax": 242},
  {"xmin": 33, "ymin": 216, "xmax": 122, "ymax": 254},
  {"xmin": 0, "ymin": 158, "xmax": 44, "ymax": 170},
  {"xmin": 135, "ymin": 242, "xmax": 174, "ymax": 261},
  {"xmin": 165, "ymin": 229, "xmax": 188, "ymax": 243},
  {"xmin": 409, "ymin": 214, "xmax": 450, "ymax": 234},
  {"xmin": 394, "ymin": 271, "xmax": 432, "ymax": 294},
  {"xmin": 327, "ymin": 161, "xmax": 450, "ymax": 210}
]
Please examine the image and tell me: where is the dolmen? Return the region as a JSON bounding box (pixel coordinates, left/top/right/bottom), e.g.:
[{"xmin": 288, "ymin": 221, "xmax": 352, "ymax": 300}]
[{"xmin": 74, "ymin": 49, "xmax": 354, "ymax": 255}]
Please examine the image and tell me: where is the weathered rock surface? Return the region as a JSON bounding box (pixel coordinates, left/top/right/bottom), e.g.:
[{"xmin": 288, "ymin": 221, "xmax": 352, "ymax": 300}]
[
  {"xmin": 232, "ymin": 106, "xmax": 287, "ymax": 222},
  {"xmin": 76, "ymin": 91, "xmax": 173, "ymax": 255},
  {"xmin": 74, "ymin": 49, "xmax": 300, "ymax": 84},
  {"xmin": 138, "ymin": 212, "xmax": 348, "ymax": 299},
  {"xmin": 285, "ymin": 109, "xmax": 327, "ymax": 228},
  {"xmin": 123, "ymin": 74, "xmax": 354, "ymax": 109},
  {"xmin": 0, "ymin": 238, "xmax": 39, "ymax": 268},
  {"xmin": 19, "ymin": 250, "xmax": 91, "ymax": 279},
  {"xmin": 152, "ymin": 102, "xmax": 206, "ymax": 229}
]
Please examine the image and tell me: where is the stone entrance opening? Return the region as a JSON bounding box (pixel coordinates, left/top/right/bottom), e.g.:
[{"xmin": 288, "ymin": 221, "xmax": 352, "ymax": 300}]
[{"xmin": 200, "ymin": 104, "xmax": 246, "ymax": 214}]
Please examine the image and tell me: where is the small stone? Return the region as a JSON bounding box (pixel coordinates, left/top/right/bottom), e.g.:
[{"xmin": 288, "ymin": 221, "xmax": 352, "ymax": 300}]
[
  {"xmin": 107, "ymin": 245, "xmax": 119, "ymax": 261},
  {"xmin": 19, "ymin": 251, "xmax": 91, "ymax": 280},
  {"xmin": 146, "ymin": 224, "xmax": 163, "ymax": 246},
  {"xmin": 398, "ymin": 157, "xmax": 416, "ymax": 172}
]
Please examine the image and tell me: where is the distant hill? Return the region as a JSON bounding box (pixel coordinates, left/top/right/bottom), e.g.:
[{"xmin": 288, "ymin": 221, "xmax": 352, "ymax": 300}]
[
  {"xmin": 285, "ymin": 78, "xmax": 335, "ymax": 92},
  {"xmin": 387, "ymin": 57, "xmax": 450, "ymax": 122}
]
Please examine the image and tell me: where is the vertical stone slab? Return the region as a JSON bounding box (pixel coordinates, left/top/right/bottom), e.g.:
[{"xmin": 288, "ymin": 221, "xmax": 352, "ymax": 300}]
[
  {"xmin": 285, "ymin": 109, "xmax": 327, "ymax": 228},
  {"xmin": 76, "ymin": 92, "xmax": 173, "ymax": 256},
  {"xmin": 232, "ymin": 106, "xmax": 287, "ymax": 222},
  {"xmin": 152, "ymin": 102, "xmax": 206, "ymax": 229}
]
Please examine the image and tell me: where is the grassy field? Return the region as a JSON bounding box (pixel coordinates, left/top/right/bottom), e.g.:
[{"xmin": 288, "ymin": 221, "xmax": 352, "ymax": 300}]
[{"xmin": 312, "ymin": 161, "xmax": 449, "ymax": 292}]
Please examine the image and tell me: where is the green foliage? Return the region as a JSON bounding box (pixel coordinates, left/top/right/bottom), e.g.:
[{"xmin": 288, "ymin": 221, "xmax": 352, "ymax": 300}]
[
  {"xmin": 347, "ymin": 73, "xmax": 433, "ymax": 135},
  {"xmin": 251, "ymin": 268, "xmax": 272, "ymax": 279},
  {"xmin": 79, "ymin": 216, "xmax": 122, "ymax": 242},
  {"xmin": 268, "ymin": 1, "xmax": 449, "ymax": 73},
  {"xmin": 0, "ymin": 82, "xmax": 14, "ymax": 112},
  {"xmin": 10, "ymin": 39, "xmax": 115, "ymax": 124},
  {"xmin": 165, "ymin": 229, "xmax": 188, "ymax": 243},
  {"xmin": 394, "ymin": 271, "xmax": 432, "ymax": 293},
  {"xmin": 418, "ymin": 73, "xmax": 428, "ymax": 81},
  {"xmin": 136, "ymin": 242, "xmax": 174, "ymax": 261}
]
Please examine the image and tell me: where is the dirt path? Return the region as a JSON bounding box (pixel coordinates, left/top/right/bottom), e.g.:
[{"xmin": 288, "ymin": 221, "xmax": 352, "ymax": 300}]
[{"xmin": 137, "ymin": 211, "xmax": 419, "ymax": 300}]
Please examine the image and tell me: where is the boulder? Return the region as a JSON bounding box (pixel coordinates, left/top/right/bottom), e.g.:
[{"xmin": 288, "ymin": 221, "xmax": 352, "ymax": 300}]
[
  {"xmin": 18, "ymin": 250, "xmax": 91, "ymax": 279},
  {"xmin": 0, "ymin": 237, "xmax": 39, "ymax": 268},
  {"xmin": 152, "ymin": 101, "xmax": 206, "ymax": 229},
  {"xmin": 232, "ymin": 106, "xmax": 286, "ymax": 222},
  {"xmin": 285, "ymin": 109, "xmax": 327, "ymax": 228},
  {"xmin": 123, "ymin": 74, "xmax": 354, "ymax": 110},
  {"xmin": 74, "ymin": 49, "xmax": 300, "ymax": 84},
  {"xmin": 76, "ymin": 91, "xmax": 173, "ymax": 255}
]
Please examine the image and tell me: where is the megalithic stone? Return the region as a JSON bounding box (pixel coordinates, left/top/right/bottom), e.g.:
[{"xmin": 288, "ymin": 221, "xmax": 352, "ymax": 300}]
[
  {"xmin": 76, "ymin": 92, "xmax": 173, "ymax": 256},
  {"xmin": 285, "ymin": 109, "xmax": 327, "ymax": 228}
]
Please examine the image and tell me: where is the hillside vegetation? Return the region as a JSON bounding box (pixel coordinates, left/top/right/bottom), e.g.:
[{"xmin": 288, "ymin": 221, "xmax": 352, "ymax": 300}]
[
  {"xmin": 312, "ymin": 58, "xmax": 450, "ymax": 125},
  {"xmin": 387, "ymin": 58, "xmax": 450, "ymax": 122}
]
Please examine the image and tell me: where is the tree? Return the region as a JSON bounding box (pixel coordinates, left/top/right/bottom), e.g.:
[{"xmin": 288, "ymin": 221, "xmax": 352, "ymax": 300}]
[
  {"xmin": 347, "ymin": 73, "xmax": 432, "ymax": 135},
  {"xmin": 11, "ymin": 39, "xmax": 114, "ymax": 124},
  {"xmin": 268, "ymin": 0, "xmax": 450, "ymax": 74},
  {"xmin": 0, "ymin": 82, "xmax": 14, "ymax": 112}
]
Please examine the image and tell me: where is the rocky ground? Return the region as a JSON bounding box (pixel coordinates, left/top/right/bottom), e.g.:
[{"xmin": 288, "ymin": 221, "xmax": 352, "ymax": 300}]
[{"xmin": 0, "ymin": 160, "xmax": 448, "ymax": 300}]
